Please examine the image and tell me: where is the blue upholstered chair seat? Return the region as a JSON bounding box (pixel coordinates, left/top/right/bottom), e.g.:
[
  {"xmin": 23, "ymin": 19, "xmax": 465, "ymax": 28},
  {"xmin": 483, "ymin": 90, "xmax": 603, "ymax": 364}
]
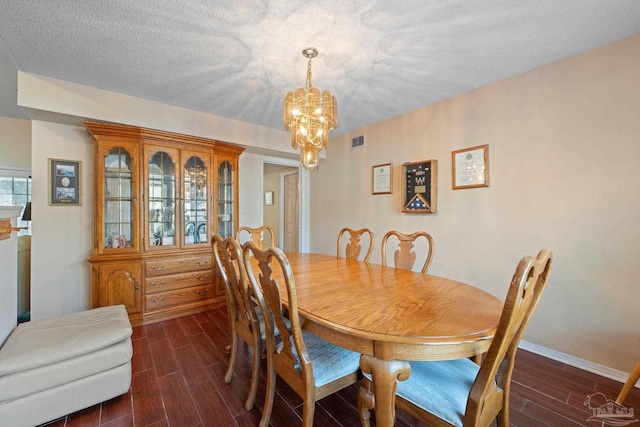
[
  {"xmin": 398, "ymin": 358, "xmax": 483, "ymax": 427},
  {"xmin": 363, "ymin": 357, "xmax": 492, "ymax": 427},
  {"xmin": 280, "ymin": 330, "xmax": 361, "ymax": 388}
]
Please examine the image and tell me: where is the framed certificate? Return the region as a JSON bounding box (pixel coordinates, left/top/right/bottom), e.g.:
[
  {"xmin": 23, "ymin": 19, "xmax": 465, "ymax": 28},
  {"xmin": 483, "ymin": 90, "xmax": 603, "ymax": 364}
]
[
  {"xmin": 372, "ymin": 163, "xmax": 392, "ymax": 194},
  {"xmin": 452, "ymin": 145, "xmax": 489, "ymax": 189}
]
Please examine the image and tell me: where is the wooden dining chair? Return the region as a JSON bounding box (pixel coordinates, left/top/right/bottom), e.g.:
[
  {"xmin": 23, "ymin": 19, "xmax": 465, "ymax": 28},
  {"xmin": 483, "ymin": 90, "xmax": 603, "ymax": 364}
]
[
  {"xmin": 358, "ymin": 249, "xmax": 553, "ymax": 427},
  {"xmin": 337, "ymin": 227, "xmax": 375, "ymax": 262},
  {"xmin": 236, "ymin": 225, "xmax": 276, "ymax": 250},
  {"xmin": 211, "ymin": 234, "xmax": 264, "ymax": 411},
  {"xmin": 616, "ymin": 358, "xmax": 640, "ymax": 404},
  {"xmin": 242, "ymin": 241, "xmax": 361, "ymax": 427},
  {"xmin": 381, "ymin": 230, "xmax": 435, "ymax": 274}
]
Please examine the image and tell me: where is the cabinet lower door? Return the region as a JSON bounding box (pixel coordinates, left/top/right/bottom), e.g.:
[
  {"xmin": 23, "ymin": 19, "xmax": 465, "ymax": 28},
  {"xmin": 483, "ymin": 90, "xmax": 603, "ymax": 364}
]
[{"xmin": 95, "ymin": 262, "xmax": 142, "ymax": 316}]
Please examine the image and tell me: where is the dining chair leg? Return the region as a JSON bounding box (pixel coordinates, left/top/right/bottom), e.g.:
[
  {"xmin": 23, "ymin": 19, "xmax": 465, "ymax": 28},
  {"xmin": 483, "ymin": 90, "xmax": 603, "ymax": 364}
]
[
  {"xmin": 259, "ymin": 356, "xmax": 276, "ymax": 427},
  {"xmin": 357, "ymin": 379, "xmax": 375, "ymax": 427},
  {"xmin": 224, "ymin": 333, "xmax": 238, "ymax": 383},
  {"xmin": 496, "ymin": 405, "xmax": 509, "ymax": 427},
  {"xmin": 244, "ymin": 336, "xmax": 261, "ymax": 410},
  {"xmin": 302, "ymin": 399, "xmax": 316, "ymax": 427},
  {"xmin": 617, "ymin": 359, "xmax": 640, "ymax": 404}
]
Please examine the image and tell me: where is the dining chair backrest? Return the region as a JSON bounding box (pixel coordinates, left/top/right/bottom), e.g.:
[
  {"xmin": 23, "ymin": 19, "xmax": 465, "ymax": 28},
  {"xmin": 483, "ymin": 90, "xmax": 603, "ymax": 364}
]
[
  {"xmin": 236, "ymin": 225, "xmax": 276, "ymax": 250},
  {"xmin": 243, "ymin": 243, "xmax": 304, "ymax": 387},
  {"xmin": 464, "ymin": 249, "xmax": 552, "ymax": 425},
  {"xmin": 242, "ymin": 241, "xmax": 361, "ymax": 427},
  {"xmin": 336, "ymin": 227, "xmax": 375, "ymax": 262},
  {"xmin": 211, "ymin": 234, "xmax": 262, "ymax": 410},
  {"xmin": 381, "ymin": 230, "xmax": 435, "ymax": 274}
]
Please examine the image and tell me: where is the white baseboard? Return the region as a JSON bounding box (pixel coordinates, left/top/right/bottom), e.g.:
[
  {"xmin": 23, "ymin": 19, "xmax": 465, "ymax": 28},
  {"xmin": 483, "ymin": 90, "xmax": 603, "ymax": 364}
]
[{"xmin": 519, "ymin": 340, "xmax": 632, "ymax": 386}]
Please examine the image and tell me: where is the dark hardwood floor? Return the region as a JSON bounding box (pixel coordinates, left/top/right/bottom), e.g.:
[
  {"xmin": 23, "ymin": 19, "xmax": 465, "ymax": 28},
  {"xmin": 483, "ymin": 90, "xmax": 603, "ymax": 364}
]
[{"xmin": 40, "ymin": 307, "xmax": 639, "ymax": 427}]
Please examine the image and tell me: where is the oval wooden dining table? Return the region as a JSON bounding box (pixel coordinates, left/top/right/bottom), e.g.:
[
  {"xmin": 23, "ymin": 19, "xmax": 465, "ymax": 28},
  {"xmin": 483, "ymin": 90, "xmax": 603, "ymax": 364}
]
[{"xmin": 267, "ymin": 252, "xmax": 503, "ymax": 426}]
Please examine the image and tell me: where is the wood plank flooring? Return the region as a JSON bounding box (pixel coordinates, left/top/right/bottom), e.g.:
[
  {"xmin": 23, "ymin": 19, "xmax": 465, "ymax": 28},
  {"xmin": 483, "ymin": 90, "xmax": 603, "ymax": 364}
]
[{"xmin": 40, "ymin": 307, "xmax": 639, "ymax": 427}]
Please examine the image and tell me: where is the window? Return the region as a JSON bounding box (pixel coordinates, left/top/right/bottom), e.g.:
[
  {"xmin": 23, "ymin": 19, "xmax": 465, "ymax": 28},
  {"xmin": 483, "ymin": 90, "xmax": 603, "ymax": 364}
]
[
  {"xmin": 0, "ymin": 176, "xmax": 32, "ymax": 206},
  {"xmin": 0, "ymin": 175, "xmax": 32, "ymax": 233}
]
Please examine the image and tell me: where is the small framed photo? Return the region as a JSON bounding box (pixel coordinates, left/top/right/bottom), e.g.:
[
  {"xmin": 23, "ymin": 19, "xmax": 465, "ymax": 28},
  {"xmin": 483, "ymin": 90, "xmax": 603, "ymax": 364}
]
[
  {"xmin": 372, "ymin": 163, "xmax": 392, "ymax": 194},
  {"xmin": 49, "ymin": 158, "xmax": 81, "ymax": 205},
  {"xmin": 452, "ymin": 145, "xmax": 489, "ymax": 189},
  {"xmin": 264, "ymin": 191, "xmax": 274, "ymax": 206}
]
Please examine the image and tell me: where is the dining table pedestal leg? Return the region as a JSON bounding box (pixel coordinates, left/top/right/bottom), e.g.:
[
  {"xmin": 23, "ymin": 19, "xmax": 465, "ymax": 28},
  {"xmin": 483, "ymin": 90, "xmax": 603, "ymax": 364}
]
[{"xmin": 358, "ymin": 354, "xmax": 410, "ymax": 427}]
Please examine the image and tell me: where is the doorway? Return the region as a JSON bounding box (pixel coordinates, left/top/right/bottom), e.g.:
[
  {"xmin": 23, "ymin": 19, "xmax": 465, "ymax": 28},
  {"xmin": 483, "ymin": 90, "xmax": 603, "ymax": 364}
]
[{"xmin": 261, "ymin": 158, "xmax": 307, "ymax": 252}]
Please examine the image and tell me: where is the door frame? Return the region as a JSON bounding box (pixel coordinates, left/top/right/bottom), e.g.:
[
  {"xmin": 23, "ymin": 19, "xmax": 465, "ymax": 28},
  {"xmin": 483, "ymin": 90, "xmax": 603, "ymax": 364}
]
[{"xmin": 260, "ymin": 156, "xmax": 309, "ymax": 252}]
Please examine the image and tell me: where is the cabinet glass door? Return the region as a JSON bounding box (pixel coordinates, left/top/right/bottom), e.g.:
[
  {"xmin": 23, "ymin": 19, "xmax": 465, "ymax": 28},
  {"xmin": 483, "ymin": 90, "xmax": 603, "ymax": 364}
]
[
  {"xmin": 183, "ymin": 155, "xmax": 208, "ymax": 245},
  {"xmin": 148, "ymin": 151, "xmax": 176, "ymax": 247},
  {"xmin": 104, "ymin": 147, "xmax": 133, "ymax": 249},
  {"xmin": 217, "ymin": 160, "xmax": 235, "ymax": 238}
]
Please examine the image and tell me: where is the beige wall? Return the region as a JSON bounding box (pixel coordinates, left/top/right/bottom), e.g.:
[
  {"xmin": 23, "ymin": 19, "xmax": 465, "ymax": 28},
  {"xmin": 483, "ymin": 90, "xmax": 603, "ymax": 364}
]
[
  {"xmin": 310, "ymin": 35, "xmax": 640, "ymax": 372},
  {"xmin": 30, "ymin": 121, "xmax": 95, "ymax": 319},
  {"xmin": 0, "ymin": 116, "xmax": 31, "ymax": 170},
  {"xmin": 263, "ymin": 171, "xmax": 280, "ymax": 245}
]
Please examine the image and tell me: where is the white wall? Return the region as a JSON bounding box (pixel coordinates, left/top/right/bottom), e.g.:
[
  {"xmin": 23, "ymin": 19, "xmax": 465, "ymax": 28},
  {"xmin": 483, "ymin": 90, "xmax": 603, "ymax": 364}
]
[
  {"xmin": 310, "ymin": 35, "xmax": 640, "ymax": 372},
  {"xmin": 17, "ymin": 72, "xmax": 293, "ymax": 157},
  {"xmin": 0, "ymin": 207, "xmax": 21, "ymax": 345},
  {"xmin": 263, "ymin": 170, "xmax": 281, "ymax": 244},
  {"xmin": 30, "ymin": 121, "xmax": 94, "ymax": 320},
  {"xmin": 0, "ymin": 117, "xmax": 31, "ymax": 170},
  {"xmin": 238, "ymin": 153, "xmax": 263, "ymax": 231}
]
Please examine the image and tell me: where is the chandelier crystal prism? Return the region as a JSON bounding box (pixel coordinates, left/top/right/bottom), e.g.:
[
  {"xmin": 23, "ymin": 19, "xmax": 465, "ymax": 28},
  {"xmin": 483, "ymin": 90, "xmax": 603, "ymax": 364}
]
[{"xmin": 283, "ymin": 47, "xmax": 337, "ymax": 170}]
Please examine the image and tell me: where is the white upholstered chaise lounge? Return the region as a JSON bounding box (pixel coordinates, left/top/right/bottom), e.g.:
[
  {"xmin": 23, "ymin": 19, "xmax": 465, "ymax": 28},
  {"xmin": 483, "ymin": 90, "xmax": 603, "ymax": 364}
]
[{"xmin": 0, "ymin": 305, "xmax": 133, "ymax": 427}]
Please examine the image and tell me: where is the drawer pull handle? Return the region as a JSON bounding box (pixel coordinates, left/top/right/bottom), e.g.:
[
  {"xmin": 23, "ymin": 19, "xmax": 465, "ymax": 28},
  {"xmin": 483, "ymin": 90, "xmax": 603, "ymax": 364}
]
[
  {"xmin": 180, "ymin": 260, "xmax": 184, "ymax": 264},
  {"xmin": 151, "ymin": 264, "xmax": 166, "ymax": 271},
  {"xmin": 150, "ymin": 280, "xmax": 165, "ymax": 288},
  {"xmin": 135, "ymin": 280, "xmax": 140, "ymax": 295},
  {"xmin": 196, "ymin": 274, "xmax": 209, "ymax": 281},
  {"xmin": 195, "ymin": 259, "xmax": 209, "ymax": 266},
  {"xmin": 150, "ymin": 297, "xmax": 166, "ymax": 304},
  {"xmin": 196, "ymin": 289, "xmax": 210, "ymax": 296}
]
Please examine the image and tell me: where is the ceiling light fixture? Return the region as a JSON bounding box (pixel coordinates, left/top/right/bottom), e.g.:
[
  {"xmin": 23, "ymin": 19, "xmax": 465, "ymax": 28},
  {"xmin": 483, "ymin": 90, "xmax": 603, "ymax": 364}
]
[{"xmin": 283, "ymin": 47, "xmax": 337, "ymax": 170}]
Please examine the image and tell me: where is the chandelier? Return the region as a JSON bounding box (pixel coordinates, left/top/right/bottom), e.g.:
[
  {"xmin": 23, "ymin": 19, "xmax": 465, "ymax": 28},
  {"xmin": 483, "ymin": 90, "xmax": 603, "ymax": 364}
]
[{"xmin": 283, "ymin": 47, "xmax": 337, "ymax": 170}]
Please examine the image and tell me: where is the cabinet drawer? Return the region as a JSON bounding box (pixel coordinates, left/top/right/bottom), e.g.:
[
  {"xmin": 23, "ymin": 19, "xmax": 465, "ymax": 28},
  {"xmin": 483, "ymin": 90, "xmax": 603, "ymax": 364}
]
[
  {"xmin": 146, "ymin": 270, "xmax": 212, "ymax": 294},
  {"xmin": 145, "ymin": 284, "xmax": 213, "ymax": 312},
  {"xmin": 145, "ymin": 255, "xmax": 212, "ymax": 276}
]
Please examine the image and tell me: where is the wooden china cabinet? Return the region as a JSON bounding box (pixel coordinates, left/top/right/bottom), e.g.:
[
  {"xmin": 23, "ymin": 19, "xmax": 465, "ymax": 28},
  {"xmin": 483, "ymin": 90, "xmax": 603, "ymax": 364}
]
[{"xmin": 86, "ymin": 122, "xmax": 243, "ymax": 326}]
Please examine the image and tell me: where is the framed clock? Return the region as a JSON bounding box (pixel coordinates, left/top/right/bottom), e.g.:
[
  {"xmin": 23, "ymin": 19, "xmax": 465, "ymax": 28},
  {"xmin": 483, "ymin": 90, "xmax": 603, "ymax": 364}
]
[{"xmin": 402, "ymin": 159, "xmax": 437, "ymax": 213}]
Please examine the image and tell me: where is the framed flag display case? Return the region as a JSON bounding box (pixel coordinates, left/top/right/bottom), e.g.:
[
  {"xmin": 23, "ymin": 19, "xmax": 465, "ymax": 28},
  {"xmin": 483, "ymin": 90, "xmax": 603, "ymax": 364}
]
[{"xmin": 402, "ymin": 159, "xmax": 437, "ymax": 213}]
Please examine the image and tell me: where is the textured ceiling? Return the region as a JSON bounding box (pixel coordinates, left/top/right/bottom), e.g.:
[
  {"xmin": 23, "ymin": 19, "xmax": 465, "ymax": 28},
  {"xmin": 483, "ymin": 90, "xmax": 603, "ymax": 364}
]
[{"xmin": 1, "ymin": 1, "xmax": 639, "ymax": 136}]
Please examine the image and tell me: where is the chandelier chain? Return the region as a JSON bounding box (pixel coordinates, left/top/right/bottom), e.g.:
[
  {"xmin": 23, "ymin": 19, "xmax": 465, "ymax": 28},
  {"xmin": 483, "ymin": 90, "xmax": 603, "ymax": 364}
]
[{"xmin": 306, "ymin": 58, "xmax": 313, "ymax": 91}]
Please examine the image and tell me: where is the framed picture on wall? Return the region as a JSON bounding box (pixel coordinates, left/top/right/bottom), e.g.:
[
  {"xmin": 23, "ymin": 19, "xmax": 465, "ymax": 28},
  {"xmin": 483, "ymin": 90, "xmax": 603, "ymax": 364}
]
[
  {"xmin": 49, "ymin": 158, "xmax": 81, "ymax": 205},
  {"xmin": 264, "ymin": 191, "xmax": 274, "ymax": 206},
  {"xmin": 402, "ymin": 159, "xmax": 437, "ymax": 213},
  {"xmin": 372, "ymin": 163, "xmax": 392, "ymax": 194},
  {"xmin": 452, "ymin": 144, "xmax": 489, "ymax": 189}
]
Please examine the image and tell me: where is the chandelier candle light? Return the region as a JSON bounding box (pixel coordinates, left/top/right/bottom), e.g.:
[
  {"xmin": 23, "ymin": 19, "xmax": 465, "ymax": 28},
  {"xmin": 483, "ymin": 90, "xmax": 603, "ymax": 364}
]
[{"xmin": 283, "ymin": 47, "xmax": 337, "ymax": 170}]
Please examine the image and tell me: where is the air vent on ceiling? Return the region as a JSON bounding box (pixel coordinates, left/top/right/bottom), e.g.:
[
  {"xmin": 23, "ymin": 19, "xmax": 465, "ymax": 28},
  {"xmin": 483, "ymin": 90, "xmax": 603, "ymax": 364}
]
[{"xmin": 351, "ymin": 135, "xmax": 365, "ymax": 149}]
